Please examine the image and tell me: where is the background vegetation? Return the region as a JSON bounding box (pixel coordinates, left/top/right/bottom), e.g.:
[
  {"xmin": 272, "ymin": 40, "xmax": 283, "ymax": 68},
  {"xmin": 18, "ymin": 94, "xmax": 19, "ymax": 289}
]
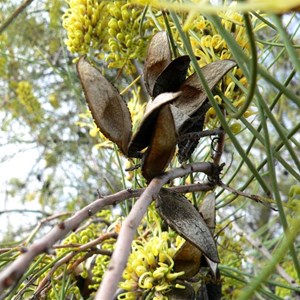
[{"xmin": 0, "ymin": 0, "xmax": 299, "ymax": 299}]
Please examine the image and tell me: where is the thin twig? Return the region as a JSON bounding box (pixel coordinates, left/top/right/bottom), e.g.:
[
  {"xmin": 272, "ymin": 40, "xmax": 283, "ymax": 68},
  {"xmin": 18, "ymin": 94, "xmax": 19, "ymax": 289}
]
[
  {"xmin": 0, "ymin": 0, "xmax": 35, "ymax": 34},
  {"xmin": 213, "ymin": 128, "xmax": 226, "ymax": 166},
  {"xmin": 132, "ymin": 59, "xmax": 149, "ymax": 103},
  {"xmin": 212, "ymin": 106, "xmax": 226, "ymax": 166},
  {"xmin": 219, "ymin": 181, "xmax": 276, "ymax": 210},
  {"xmin": 0, "ymin": 162, "xmax": 216, "ymax": 296},
  {"xmin": 31, "ymin": 232, "xmax": 117, "ymax": 298},
  {"xmin": 169, "ymin": 182, "xmax": 213, "ymax": 194},
  {"xmin": 177, "ymin": 128, "xmax": 223, "ymax": 143},
  {"xmin": 24, "ymin": 212, "xmax": 73, "ymax": 245},
  {"xmin": 95, "ymin": 162, "xmax": 217, "ymax": 299}
]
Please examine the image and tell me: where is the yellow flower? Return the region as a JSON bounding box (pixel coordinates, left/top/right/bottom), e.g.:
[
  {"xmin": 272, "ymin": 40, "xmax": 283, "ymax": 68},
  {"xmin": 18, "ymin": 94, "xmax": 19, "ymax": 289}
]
[
  {"xmin": 12, "ymin": 81, "xmax": 44, "ymax": 126},
  {"xmin": 62, "ymin": 0, "xmax": 109, "ymax": 54},
  {"xmin": 105, "ymin": 1, "xmax": 151, "ymax": 74},
  {"xmin": 118, "ymin": 233, "xmax": 184, "ymax": 299},
  {"xmin": 188, "ymin": 3, "xmax": 265, "ymax": 124}
]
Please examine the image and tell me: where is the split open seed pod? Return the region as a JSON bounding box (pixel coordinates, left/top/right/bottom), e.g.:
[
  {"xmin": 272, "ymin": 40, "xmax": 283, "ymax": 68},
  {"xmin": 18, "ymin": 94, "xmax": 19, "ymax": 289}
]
[
  {"xmin": 135, "ymin": 102, "xmax": 190, "ymax": 181},
  {"xmin": 173, "ymin": 240, "xmax": 202, "ymax": 279},
  {"xmin": 197, "ymin": 268, "xmax": 222, "ymax": 300},
  {"xmin": 144, "ymin": 31, "xmax": 172, "ymax": 97},
  {"xmin": 127, "ymin": 92, "xmax": 181, "ymax": 157},
  {"xmin": 144, "ymin": 31, "xmax": 192, "ymax": 98},
  {"xmin": 141, "ymin": 104, "xmax": 177, "ymax": 181},
  {"xmin": 177, "ymin": 101, "xmax": 211, "ymax": 163},
  {"xmin": 152, "ymin": 55, "xmax": 191, "ymax": 98},
  {"xmin": 173, "ymin": 59, "xmax": 237, "ymax": 116},
  {"xmin": 165, "ymin": 282, "xmax": 195, "ymax": 299},
  {"xmin": 199, "ymin": 192, "xmax": 218, "ymax": 278},
  {"xmin": 173, "ymin": 192, "xmax": 218, "ymax": 279},
  {"xmin": 174, "ymin": 59, "xmax": 236, "ymax": 161},
  {"xmin": 77, "ymin": 57, "xmax": 132, "ymax": 155}
]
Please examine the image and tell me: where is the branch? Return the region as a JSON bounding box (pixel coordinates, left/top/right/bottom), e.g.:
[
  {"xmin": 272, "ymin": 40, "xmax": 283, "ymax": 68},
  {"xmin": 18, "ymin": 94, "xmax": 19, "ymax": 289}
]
[
  {"xmin": 212, "ymin": 127, "xmax": 226, "ymax": 166},
  {"xmin": 177, "ymin": 128, "xmax": 223, "ymax": 143},
  {"xmin": 212, "ymin": 107, "xmax": 226, "ymax": 166},
  {"xmin": 0, "ymin": 162, "xmax": 217, "ymax": 296},
  {"xmin": 0, "ymin": 0, "xmax": 35, "ymax": 34},
  {"xmin": 219, "ymin": 181, "xmax": 276, "ymax": 210},
  {"xmin": 0, "ymin": 190, "xmax": 137, "ymax": 296},
  {"xmin": 31, "ymin": 232, "xmax": 117, "ymax": 299},
  {"xmin": 95, "ymin": 162, "xmax": 218, "ymax": 299}
]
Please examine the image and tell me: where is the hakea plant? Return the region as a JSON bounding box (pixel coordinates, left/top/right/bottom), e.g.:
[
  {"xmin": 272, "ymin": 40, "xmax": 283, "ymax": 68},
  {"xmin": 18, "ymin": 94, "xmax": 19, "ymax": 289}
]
[
  {"xmin": 77, "ymin": 31, "xmax": 236, "ymax": 181},
  {"xmin": 77, "ymin": 32, "xmax": 236, "ymax": 297}
]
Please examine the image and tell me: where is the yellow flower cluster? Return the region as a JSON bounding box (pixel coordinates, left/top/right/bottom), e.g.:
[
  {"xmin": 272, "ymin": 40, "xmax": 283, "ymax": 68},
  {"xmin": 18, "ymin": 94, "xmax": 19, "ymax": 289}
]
[
  {"xmin": 56, "ymin": 224, "xmax": 98, "ymax": 258},
  {"xmin": 0, "ymin": 34, "xmax": 8, "ymax": 78},
  {"xmin": 188, "ymin": 8, "xmax": 264, "ymax": 123},
  {"xmin": 90, "ymin": 242, "xmax": 114, "ymax": 290},
  {"xmin": 15, "ymin": 81, "xmax": 43, "ymax": 125},
  {"xmin": 63, "ymin": 0, "xmax": 151, "ymax": 74},
  {"xmin": 118, "ymin": 232, "xmax": 185, "ymax": 299},
  {"xmin": 275, "ymin": 259, "xmax": 297, "ymax": 298},
  {"xmin": 62, "ymin": 0, "xmax": 109, "ymax": 54},
  {"xmin": 48, "ymin": 93, "xmax": 60, "ymax": 109},
  {"xmin": 286, "ymin": 185, "xmax": 300, "ymax": 224},
  {"xmin": 217, "ymin": 222, "xmax": 246, "ymax": 298},
  {"xmin": 126, "ymin": 87, "xmax": 146, "ymax": 132},
  {"xmin": 47, "ymin": 0, "xmax": 65, "ymax": 29},
  {"xmin": 36, "ymin": 224, "xmax": 100, "ymax": 299},
  {"xmin": 106, "ymin": 1, "xmax": 151, "ymax": 73}
]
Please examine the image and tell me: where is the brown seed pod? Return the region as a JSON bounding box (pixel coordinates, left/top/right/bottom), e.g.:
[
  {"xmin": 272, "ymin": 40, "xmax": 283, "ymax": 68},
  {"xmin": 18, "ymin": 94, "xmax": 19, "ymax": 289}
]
[
  {"xmin": 197, "ymin": 267, "xmax": 222, "ymax": 300},
  {"xmin": 144, "ymin": 31, "xmax": 172, "ymax": 97},
  {"xmin": 164, "ymin": 281, "xmax": 195, "ymax": 299},
  {"xmin": 173, "ymin": 59, "xmax": 237, "ymax": 161},
  {"xmin": 144, "ymin": 32, "xmax": 191, "ymax": 98},
  {"xmin": 199, "ymin": 192, "xmax": 218, "ymax": 278},
  {"xmin": 156, "ymin": 189, "xmax": 219, "ymax": 263},
  {"xmin": 127, "ymin": 92, "xmax": 181, "ymax": 157},
  {"xmin": 152, "ymin": 55, "xmax": 191, "ymax": 98},
  {"xmin": 173, "ymin": 192, "xmax": 218, "ymax": 279},
  {"xmin": 200, "ymin": 192, "xmax": 216, "ymax": 234},
  {"xmin": 141, "ymin": 105, "xmax": 177, "ymax": 181},
  {"xmin": 177, "ymin": 101, "xmax": 211, "ymax": 163},
  {"xmin": 173, "ymin": 59, "xmax": 237, "ymax": 116},
  {"xmin": 76, "ymin": 57, "xmax": 132, "ymax": 155},
  {"xmin": 173, "ymin": 240, "xmax": 202, "ymax": 279}
]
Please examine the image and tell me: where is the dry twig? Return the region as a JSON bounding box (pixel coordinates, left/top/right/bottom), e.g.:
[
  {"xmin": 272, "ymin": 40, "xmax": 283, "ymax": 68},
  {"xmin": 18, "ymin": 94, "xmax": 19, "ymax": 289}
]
[
  {"xmin": 0, "ymin": 0, "xmax": 35, "ymax": 34},
  {"xmin": 0, "ymin": 162, "xmax": 217, "ymax": 297},
  {"xmin": 95, "ymin": 162, "xmax": 218, "ymax": 299}
]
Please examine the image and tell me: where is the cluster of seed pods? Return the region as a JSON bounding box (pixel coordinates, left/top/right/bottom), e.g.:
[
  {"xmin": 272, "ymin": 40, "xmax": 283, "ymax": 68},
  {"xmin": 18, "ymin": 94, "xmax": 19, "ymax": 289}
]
[{"xmin": 77, "ymin": 31, "xmax": 236, "ymax": 182}]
